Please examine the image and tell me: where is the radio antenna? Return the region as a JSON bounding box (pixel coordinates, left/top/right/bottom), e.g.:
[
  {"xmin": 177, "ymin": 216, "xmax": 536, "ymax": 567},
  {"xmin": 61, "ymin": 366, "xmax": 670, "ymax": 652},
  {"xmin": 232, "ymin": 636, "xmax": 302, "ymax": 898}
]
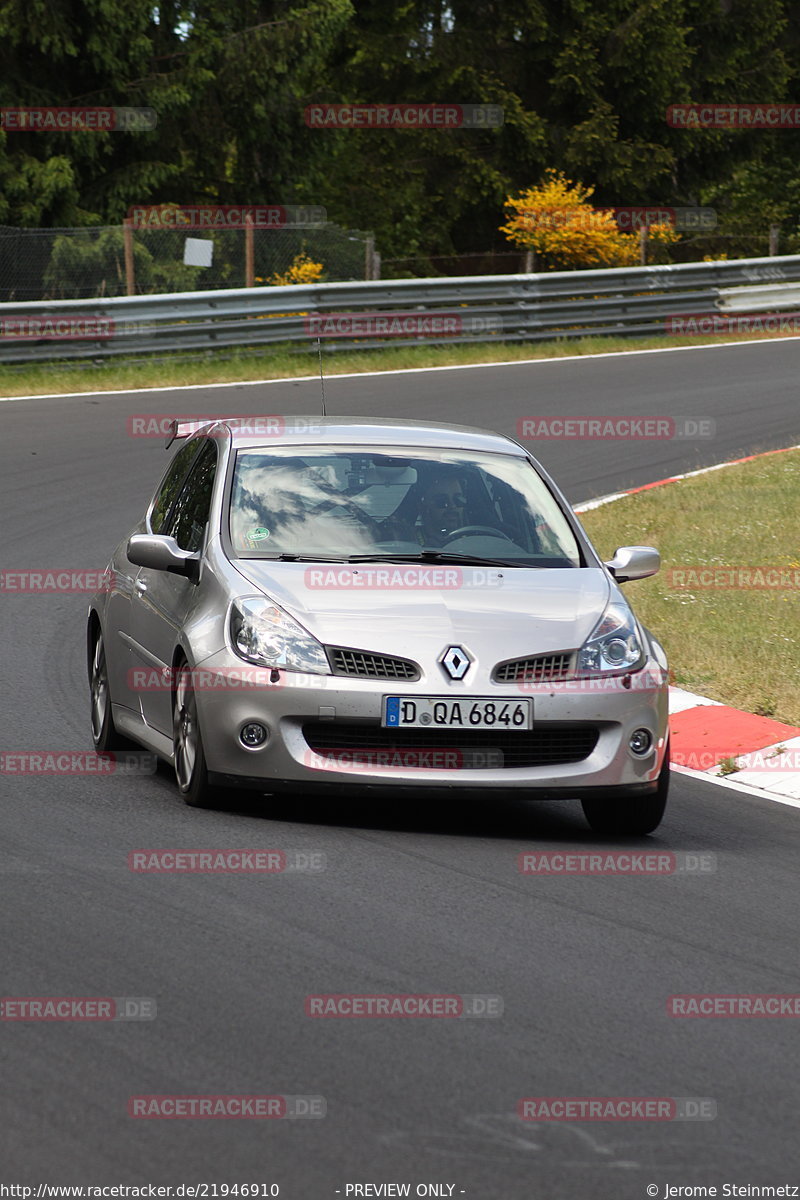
[{"xmin": 317, "ymin": 337, "xmax": 326, "ymax": 417}]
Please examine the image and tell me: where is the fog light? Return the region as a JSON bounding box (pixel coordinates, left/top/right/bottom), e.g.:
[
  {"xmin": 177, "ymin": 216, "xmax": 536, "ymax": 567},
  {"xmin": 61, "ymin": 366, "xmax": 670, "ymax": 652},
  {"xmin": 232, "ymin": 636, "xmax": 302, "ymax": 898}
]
[
  {"xmin": 240, "ymin": 722, "xmax": 268, "ymax": 749},
  {"xmin": 629, "ymin": 728, "xmax": 653, "ymax": 756}
]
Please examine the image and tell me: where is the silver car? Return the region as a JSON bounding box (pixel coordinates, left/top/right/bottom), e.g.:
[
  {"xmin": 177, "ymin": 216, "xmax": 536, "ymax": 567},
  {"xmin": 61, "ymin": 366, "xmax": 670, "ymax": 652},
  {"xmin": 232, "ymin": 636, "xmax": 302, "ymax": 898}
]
[{"xmin": 88, "ymin": 416, "xmax": 670, "ymax": 835}]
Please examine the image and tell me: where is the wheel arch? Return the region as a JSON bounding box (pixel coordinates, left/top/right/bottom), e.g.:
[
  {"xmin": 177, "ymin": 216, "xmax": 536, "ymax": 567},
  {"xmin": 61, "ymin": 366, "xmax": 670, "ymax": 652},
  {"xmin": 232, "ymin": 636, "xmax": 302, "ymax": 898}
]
[{"xmin": 86, "ymin": 608, "xmax": 102, "ymax": 679}]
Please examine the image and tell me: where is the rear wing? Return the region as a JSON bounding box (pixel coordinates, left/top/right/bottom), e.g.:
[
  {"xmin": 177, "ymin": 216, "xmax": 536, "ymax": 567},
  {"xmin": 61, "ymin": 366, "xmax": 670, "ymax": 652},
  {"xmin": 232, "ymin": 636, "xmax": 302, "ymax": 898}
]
[{"xmin": 165, "ymin": 418, "xmax": 219, "ymax": 449}]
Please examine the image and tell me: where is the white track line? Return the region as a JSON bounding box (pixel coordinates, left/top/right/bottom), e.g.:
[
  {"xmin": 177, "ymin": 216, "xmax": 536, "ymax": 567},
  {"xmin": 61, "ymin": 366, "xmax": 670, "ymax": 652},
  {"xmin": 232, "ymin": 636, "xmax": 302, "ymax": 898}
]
[
  {"xmin": 3, "ymin": 332, "xmax": 800, "ymax": 404},
  {"xmin": 672, "ymin": 765, "xmax": 800, "ymax": 809},
  {"xmin": 574, "ymin": 445, "xmax": 800, "ymax": 513}
]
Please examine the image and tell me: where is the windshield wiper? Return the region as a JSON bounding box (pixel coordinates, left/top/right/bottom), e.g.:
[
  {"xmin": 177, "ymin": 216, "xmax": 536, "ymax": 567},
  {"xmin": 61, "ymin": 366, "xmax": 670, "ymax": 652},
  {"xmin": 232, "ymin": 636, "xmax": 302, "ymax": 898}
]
[
  {"xmin": 260, "ymin": 553, "xmax": 352, "ymax": 562},
  {"xmin": 255, "ymin": 551, "xmax": 559, "ymax": 568},
  {"xmin": 344, "ymin": 551, "xmax": 518, "ymax": 568}
]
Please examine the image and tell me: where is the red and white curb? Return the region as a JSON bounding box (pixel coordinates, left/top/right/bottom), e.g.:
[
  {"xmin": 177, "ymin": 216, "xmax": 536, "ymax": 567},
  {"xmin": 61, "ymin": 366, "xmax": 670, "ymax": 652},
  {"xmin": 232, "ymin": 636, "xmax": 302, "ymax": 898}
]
[
  {"xmin": 667, "ymin": 689, "xmax": 800, "ymax": 803},
  {"xmin": 575, "ymin": 444, "xmax": 800, "ymax": 806},
  {"xmin": 575, "ymin": 442, "xmax": 800, "ymax": 513}
]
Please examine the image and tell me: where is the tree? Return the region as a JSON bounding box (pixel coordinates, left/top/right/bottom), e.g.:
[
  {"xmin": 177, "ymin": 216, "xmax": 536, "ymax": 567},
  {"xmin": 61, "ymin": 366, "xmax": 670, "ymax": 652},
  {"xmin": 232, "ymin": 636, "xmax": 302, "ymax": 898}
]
[
  {"xmin": 500, "ymin": 170, "xmax": 641, "ymax": 268},
  {"xmin": 0, "ymin": 0, "xmax": 354, "ymax": 225},
  {"xmin": 0, "ymin": 0, "xmax": 168, "ymax": 224},
  {"xmin": 0, "ymin": 0, "xmax": 798, "ymax": 268},
  {"xmin": 268, "ymin": 251, "xmax": 325, "ymax": 285}
]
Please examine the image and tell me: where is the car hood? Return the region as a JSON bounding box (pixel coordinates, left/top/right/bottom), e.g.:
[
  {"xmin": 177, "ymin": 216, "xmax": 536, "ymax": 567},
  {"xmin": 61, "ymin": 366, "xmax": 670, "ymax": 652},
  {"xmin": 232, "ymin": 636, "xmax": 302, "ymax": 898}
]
[{"xmin": 231, "ymin": 560, "xmax": 612, "ymax": 661}]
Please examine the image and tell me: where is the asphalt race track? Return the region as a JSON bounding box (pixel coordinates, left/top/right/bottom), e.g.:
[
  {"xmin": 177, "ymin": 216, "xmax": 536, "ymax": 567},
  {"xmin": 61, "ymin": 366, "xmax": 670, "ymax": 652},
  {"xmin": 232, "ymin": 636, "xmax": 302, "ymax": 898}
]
[{"xmin": 2, "ymin": 339, "xmax": 800, "ymax": 1197}]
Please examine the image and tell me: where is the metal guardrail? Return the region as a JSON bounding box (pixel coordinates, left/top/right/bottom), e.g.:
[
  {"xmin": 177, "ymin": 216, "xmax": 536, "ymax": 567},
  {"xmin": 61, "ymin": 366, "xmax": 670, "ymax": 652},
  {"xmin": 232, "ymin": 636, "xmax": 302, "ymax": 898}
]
[
  {"xmin": 1, "ymin": 255, "xmax": 800, "ymax": 363},
  {"xmin": 717, "ymin": 281, "xmax": 800, "ymax": 311}
]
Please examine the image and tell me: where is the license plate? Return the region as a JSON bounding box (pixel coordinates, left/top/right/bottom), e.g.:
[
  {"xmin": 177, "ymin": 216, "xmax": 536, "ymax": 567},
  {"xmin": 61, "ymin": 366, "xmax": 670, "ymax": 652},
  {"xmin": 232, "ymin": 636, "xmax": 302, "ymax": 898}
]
[{"xmin": 382, "ymin": 696, "xmax": 532, "ymax": 730}]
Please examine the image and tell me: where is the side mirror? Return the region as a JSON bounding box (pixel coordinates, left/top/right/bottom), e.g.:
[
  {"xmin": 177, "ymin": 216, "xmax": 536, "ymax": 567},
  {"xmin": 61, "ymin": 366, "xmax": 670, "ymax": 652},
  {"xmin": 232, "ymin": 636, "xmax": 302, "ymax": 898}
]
[
  {"xmin": 604, "ymin": 545, "xmax": 660, "ymax": 583},
  {"xmin": 127, "ymin": 534, "xmax": 199, "ymax": 581}
]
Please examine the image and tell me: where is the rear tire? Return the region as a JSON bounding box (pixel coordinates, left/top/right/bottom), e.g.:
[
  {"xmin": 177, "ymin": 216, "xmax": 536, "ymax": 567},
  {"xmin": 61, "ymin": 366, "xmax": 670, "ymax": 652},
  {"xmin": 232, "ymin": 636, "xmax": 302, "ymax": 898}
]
[
  {"xmin": 581, "ymin": 740, "xmax": 670, "ymax": 836},
  {"xmin": 89, "ymin": 627, "xmax": 128, "ymax": 753},
  {"xmin": 172, "ymin": 658, "xmax": 224, "ymax": 809}
]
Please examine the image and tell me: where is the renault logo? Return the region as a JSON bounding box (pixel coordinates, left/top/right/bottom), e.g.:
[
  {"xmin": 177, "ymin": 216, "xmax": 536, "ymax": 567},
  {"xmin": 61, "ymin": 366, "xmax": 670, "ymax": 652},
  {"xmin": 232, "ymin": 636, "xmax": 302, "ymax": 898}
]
[{"xmin": 440, "ymin": 645, "xmax": 472, "ymax": 680}]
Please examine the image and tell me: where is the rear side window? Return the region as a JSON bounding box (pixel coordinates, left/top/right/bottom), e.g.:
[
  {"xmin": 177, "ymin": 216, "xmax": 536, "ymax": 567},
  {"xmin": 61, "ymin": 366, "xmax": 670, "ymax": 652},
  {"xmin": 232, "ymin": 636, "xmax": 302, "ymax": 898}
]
[
  {"xmin": 149, "ymin": 441, "xmax": 201, "ymax": 534},
  {"xmin": 164, "ymin": 440, "xmax": 218, "ymax": 552}
]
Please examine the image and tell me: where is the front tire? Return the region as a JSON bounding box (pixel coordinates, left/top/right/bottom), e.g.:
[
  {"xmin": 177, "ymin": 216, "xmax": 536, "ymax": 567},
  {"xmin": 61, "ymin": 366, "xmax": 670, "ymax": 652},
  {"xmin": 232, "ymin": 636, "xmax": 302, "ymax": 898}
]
[
  {"xmin": 173, "ymin": 659, "xmax": 224, "ymax": 809},
  {"xmin": 581, "ymin": 740, "xmax": 670, "ymax": 836},
  {"xmin": 89, "ymin": 627, "xmax": 128, "ymax": 752}
]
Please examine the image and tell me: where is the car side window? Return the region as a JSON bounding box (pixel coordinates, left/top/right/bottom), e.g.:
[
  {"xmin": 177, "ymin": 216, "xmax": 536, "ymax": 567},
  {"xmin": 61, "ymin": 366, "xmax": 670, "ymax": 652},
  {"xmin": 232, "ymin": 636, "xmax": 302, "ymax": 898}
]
[
  {"xmin": 149, "ymin": 441, "xmax": 202, "ymax": 534},
  {"xmin": 164, "ymin": 439, "xmax": 218, "ymax": 553}
]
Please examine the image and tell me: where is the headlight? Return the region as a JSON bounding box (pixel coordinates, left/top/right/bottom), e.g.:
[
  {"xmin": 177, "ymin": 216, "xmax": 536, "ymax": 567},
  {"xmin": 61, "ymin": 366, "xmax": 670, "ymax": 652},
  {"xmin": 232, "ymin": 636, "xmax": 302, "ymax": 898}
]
[
  {"xmin": 576, "ymin": 599, "xmax": 644, "ymax": 676},
  {"xmin": 230, "ymin": 597, "xmax": 330, "ymax": 674}
]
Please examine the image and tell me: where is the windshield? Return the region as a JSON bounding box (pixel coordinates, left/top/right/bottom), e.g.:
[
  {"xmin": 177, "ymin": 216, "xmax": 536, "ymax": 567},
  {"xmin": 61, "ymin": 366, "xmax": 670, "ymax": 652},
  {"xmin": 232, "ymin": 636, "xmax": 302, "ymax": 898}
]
[{"xmin": 228, "ymin": 446, "xmax": 582, "ymax": 566}]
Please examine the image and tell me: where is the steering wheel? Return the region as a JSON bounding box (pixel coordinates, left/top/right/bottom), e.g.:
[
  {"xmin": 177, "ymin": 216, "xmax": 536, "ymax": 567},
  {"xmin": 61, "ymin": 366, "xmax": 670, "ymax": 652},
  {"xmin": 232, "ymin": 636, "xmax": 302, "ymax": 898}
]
[{"xmin": 442, "ymin": 525, "xmax": 516, "ymax": 543}]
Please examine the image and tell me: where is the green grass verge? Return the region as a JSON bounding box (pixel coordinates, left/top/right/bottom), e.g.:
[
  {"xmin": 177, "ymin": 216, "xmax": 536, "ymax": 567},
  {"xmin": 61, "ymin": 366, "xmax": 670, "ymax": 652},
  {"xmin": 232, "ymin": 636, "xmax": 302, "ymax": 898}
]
[
  {"xmin": 1, "ymin": 328, "xmax": 797, "ymax": 398},
  {"xmin": 578, "ymin": 448, "xmax": 800, "ymax": 726}
]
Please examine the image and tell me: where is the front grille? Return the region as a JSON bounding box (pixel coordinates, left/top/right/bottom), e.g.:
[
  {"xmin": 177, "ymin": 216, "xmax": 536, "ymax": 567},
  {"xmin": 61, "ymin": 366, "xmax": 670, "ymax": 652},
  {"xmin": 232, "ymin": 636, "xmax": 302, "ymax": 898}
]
[
  {"xmin": 303, "ymin": 722, "xmax": 598, "ymax": 769},
  {"xmin": 328, "ymin": 647, "xmax": 420, "ymax": 681},
  {"xmin": 494, "ymin": 652, "xmax": 574, "ymax": 684}
]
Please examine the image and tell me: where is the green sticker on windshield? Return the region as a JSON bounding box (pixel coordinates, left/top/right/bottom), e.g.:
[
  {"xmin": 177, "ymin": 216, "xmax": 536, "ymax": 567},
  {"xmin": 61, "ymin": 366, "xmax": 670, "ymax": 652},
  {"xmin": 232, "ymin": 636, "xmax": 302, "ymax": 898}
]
[{"xmin": 245, "ymin": 526, "xmax": 270, "ymax": 547}]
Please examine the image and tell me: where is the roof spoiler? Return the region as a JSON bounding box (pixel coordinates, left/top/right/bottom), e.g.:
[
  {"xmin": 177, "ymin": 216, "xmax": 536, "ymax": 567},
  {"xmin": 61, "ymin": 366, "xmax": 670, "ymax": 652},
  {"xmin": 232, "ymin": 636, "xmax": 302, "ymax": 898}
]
[{"xmin": 165, "ymin": 418, "xmax": 217, "ymax": 449}]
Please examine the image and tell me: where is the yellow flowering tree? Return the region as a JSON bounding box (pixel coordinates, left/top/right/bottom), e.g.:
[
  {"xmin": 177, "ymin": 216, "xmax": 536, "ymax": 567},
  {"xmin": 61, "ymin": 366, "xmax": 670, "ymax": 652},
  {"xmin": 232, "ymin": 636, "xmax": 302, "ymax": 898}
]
[
  {"xmin": 268, "ymin": 252, "xmax": 325, "ymax": 286},
  {"xmin": 644, "ymin": 220, "xmax": 681, "ymax": 264},
  {"xmin": 499, "ymin": 170, "xmax": 677, "ymax": 269}
]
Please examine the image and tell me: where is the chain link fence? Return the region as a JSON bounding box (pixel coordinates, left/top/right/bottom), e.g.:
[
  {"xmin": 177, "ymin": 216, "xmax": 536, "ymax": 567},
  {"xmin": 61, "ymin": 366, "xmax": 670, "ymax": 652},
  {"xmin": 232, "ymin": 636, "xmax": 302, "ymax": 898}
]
[
  {"xmin": 382, "ymin": 250, "xmax": 532, "ymax": 278},
  {"xmin": 382, "ymin": 231, "xmax": 793, "ymax": 278},
  {"xmin": 0, "ymin": 222, "xmax": 374, "ymax": 301},
  {"xmin": 3, "ymin": 220, "xmax": 792, "ymax": 301}
]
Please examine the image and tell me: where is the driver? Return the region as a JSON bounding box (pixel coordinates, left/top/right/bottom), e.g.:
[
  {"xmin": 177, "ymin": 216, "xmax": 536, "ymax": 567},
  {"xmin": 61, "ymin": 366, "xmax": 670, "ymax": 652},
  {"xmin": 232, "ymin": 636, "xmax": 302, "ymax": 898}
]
[{"xmin": 414, "ymin": 472, "xmax": 469, "ymax": 546}]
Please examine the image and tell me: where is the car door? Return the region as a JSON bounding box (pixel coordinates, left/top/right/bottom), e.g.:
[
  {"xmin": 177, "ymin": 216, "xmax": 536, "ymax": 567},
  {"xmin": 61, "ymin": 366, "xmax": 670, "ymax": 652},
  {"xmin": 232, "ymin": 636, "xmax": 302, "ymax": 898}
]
[
  {"xmin": 130, "ymin": 437, "xmax": 218, "ymax": 735},
  {"xmin": 109, "ymin": 438, "xmax": 202, "ymax": 714}
]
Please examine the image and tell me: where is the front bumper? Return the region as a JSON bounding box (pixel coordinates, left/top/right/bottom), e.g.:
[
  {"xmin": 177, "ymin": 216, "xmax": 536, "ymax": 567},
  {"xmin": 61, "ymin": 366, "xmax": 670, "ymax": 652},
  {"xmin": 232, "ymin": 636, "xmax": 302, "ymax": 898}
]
[{"xmin": 192, "ymin": 649, "xmax": 669, "ymax": 796}]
